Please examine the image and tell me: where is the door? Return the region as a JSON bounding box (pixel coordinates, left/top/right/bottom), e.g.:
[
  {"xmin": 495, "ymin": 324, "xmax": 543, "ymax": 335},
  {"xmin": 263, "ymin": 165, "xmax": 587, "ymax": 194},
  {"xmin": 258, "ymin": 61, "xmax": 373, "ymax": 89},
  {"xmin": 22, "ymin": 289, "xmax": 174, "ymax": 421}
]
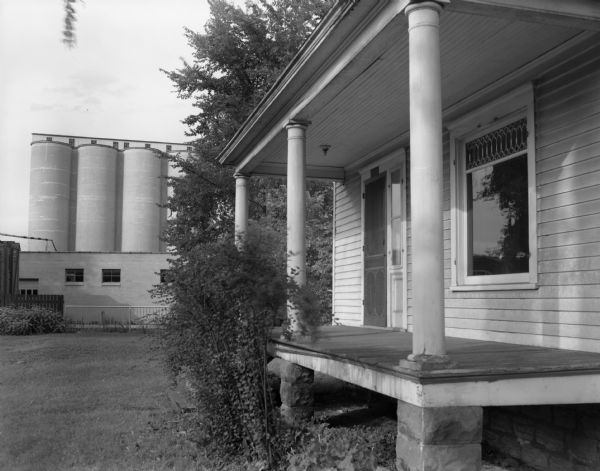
[{"xmin": 363, "ymin": 173, "xmax": 387, "ymax": 327}]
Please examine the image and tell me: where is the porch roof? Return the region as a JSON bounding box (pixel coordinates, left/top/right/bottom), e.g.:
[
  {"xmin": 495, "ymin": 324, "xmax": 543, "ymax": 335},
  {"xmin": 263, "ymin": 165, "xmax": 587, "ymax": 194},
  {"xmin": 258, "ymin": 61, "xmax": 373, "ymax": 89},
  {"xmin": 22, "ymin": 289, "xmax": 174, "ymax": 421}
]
[
  {"xmin": 270, "ymin": 326, "xmax": 600, "ymax": 408},
  {"xmin": 218, "ymin": 1, "xmax": 600, "ymax": 180}
]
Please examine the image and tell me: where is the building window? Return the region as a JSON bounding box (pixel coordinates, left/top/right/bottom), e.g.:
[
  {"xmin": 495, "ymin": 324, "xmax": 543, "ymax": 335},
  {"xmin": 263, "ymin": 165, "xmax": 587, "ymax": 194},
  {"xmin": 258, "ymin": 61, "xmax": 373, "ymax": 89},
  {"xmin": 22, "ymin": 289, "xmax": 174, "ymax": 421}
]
[
  {"xmin": 102, "ymin": 269, "xmax": 121, "ymax": 283},
  {"xmin": 65, "ymin": 268, "xmax": 84, "ymax": 283},
  {"xmin": 450, "ymin": 84, "xmax": 537, "ymax": 289},
  {"xmin": 69, "ymin": 138, "xmax": 75, "ymax": 145},
  {"xmin": 46, "ymin": 136, "xmax": 53, "ymax": 141},
  {"xmin": 166, "ymin": 145, "xmax": 172, "ymax": 152},
  {"xmin": 159, "ymin": 269, "xmax": 169, "ymax": 283},
  {"xmin": 20, "ymin": 289, "xmax": 38, "ymax": 295},
  {"xmin": 113, "ymin": 141, "xmax": 119, "ymax": 148},
  {"xmin": 91, "ymin": 139, "xmax": 97, "ymax": 144},
  {"xmin": 124, "ymin": 142, "xmax": 130, "ymax": 149},
  {"xmin": 145, "ymin": 143, "xmax": 151, "ymax": 149}
]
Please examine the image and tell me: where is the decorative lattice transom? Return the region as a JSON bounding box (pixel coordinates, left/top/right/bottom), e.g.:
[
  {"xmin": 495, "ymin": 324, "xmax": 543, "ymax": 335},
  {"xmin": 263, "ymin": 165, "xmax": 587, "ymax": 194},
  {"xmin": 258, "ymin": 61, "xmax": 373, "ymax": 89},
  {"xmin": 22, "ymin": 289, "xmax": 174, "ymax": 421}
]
[{"xmin": 465, "ymin": 118, "xmax": 528, "ymax": 170}]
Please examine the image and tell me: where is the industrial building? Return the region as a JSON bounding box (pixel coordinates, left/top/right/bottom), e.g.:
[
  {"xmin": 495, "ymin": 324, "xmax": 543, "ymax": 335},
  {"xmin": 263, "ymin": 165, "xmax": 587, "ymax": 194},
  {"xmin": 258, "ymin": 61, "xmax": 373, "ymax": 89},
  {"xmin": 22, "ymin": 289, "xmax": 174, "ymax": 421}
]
[{"xmin": 20, "ymin": 133, "xmax": 189, "ymax": 324}]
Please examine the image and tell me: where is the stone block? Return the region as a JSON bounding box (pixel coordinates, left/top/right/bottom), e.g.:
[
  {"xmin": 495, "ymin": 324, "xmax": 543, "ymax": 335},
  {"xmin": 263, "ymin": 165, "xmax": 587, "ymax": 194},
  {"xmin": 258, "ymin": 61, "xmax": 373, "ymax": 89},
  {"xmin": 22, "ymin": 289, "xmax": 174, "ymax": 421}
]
[
  {"xmin": 280, "ymin": 381, "xmax": 313, "ymax": 408},
  {"xmin": 553, "ymin": 406, "xmax": 578, "ymax": 430},
  {"xmin": 279, "ymin": 361, "xmax": 313, "ymax": 383},
  {"xmin": 281, "ymin": 404, "xmax": 312, "ymax": 423},
  {"xmin": 535, "ymin": 424, "xmax": 565, "ymax": 453},
  {"xmin": 566, "ymin": 434, "xmax": 599, "ymax": 465},
  {"xmin": 522, "ymin": 405, "xmax": 552, "ymax": 423},
  {"xmin": 521, "ymin": 445, "xmax": 549, "ymax": 471},
  {"xmin": 549, "ymin": 454, "xmax": 575, "ymax": 471},
  {"xmin": 397, "ymin": 402, "xmax": 483, "ymax": 445},
  {"xmin": 580, "ymin": 413, "xmax": 600, "ymax": 440},
  {"xmin": 396, "ymin": 433, "xmax": 481, "ymax": 471},
  {"xmin": 513, "ymin": 416, "xmax": 535, "ymax": 444}
]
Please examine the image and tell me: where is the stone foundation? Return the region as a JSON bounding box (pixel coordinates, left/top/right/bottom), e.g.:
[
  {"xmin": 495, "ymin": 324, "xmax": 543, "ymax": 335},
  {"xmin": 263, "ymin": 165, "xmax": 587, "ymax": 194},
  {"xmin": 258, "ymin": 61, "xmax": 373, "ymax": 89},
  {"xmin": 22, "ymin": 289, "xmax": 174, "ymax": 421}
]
[
  {"xmin": 279, "ymin": 361, "xmax": 314, "ymax": 424},
  {"xmin": 396, "ymin": 401, "xmax": 483, "ymax": 471},
  {"xmin": 483, "ymin": 405, "xmax": 600, "ymax": 471}
]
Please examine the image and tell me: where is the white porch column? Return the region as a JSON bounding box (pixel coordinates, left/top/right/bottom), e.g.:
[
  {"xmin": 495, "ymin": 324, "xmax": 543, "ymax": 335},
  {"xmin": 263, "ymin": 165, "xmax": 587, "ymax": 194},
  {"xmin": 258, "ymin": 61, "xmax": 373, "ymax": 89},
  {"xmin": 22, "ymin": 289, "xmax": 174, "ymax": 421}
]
[
  {"xmin": 405, "ymin": 1, "xmax": 448, "ymax": 362},
  {"xmin": 234, "ymin": 173, "xmax": 249, "ymax": 248},
  {"xmin": 286, "ymin": 120, "xmax": 309, "ymax": 334}
]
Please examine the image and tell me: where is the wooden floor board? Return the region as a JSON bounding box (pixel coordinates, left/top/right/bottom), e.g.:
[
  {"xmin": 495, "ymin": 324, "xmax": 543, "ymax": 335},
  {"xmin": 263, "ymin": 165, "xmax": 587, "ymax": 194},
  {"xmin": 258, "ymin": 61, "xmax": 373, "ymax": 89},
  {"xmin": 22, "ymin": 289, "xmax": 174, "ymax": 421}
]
[{"xmin": 272, "ymin": 325, "xmax": 600, "ymax": 382}]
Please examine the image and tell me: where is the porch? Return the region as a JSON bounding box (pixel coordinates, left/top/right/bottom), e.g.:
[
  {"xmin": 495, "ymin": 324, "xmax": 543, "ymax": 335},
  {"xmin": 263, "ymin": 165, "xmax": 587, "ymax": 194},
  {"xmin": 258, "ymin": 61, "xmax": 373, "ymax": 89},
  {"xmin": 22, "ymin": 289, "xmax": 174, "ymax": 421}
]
[{"xmin": 271, "ymin": 325, "xmax": 600, "ymax": 407}]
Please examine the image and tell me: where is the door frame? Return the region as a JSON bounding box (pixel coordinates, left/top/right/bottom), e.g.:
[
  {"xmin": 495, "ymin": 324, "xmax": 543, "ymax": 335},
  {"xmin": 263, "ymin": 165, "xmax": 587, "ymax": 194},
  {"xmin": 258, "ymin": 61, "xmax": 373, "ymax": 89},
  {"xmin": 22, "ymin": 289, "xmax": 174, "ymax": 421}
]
[{"xmin": 359, "ymin": 148, "xmax": 408, "ymax": 329}]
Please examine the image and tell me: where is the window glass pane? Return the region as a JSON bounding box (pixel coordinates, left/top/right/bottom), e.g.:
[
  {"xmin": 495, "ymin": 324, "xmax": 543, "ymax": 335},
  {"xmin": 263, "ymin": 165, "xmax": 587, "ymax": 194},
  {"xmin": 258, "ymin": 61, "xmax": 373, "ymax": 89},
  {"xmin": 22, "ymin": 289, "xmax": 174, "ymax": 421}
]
[
  {"xmin": 467, "ymin": 154, "xmax": 529, "ymax": 276},
  {"xmin": 65, "ymin": 268, "xmax": 83, "ymax": 282},
  {"xmin": 102, "ymin": 269, "xmax": 121, "ymax": 283},
  {"xmin": 390, "ymin": 169, "xmax": 403, "ymax": 266}
]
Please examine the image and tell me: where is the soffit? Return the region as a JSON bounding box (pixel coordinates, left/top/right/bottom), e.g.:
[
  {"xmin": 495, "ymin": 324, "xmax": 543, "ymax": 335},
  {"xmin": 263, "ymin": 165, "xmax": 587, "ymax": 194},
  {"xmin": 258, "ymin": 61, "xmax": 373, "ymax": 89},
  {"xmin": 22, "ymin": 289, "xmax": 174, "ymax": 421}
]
[{"xmin": 243, "ymin": 10, "xmax": 582, "ymax": 179}]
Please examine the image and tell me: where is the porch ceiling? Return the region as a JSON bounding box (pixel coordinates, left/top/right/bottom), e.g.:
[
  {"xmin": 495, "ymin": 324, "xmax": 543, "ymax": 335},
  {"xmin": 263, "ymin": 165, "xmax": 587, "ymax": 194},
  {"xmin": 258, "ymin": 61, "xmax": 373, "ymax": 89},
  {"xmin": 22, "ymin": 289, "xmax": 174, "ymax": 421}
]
[{"xmin": 227, "ymin": 9, "xmax": 585, "ymax": 180}]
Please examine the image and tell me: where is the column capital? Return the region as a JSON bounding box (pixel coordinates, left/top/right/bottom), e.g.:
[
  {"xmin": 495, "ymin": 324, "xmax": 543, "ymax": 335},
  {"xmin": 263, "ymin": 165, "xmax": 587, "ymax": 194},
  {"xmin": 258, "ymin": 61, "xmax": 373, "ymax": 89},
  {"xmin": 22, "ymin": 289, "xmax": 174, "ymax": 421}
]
[
  {"xmin": 285, "ymin": 118, "xmax": 311, "ymax": 130},
  {"xmin": 405, "ymin": 0, "xmax": 448, "ymax": 16},
  {"xmin": 233, "ymin": 172, "xmax": 249, "ymax": 180}
]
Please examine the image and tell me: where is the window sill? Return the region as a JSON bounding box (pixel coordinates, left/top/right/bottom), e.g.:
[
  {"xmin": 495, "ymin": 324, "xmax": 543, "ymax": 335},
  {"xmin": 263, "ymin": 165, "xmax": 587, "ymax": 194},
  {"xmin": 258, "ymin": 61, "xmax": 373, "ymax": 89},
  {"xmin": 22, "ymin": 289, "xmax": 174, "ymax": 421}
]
[
  {"xmin": 65, "ymin": 282, "xmax": 84, "ymax": 286},
  {"xmin": 450, "ymin": 283, "xmax": 538, "ymax": 292},
  {"xmin": 102, "ymin": 282, "xmax": 121, "ymax": 286}
]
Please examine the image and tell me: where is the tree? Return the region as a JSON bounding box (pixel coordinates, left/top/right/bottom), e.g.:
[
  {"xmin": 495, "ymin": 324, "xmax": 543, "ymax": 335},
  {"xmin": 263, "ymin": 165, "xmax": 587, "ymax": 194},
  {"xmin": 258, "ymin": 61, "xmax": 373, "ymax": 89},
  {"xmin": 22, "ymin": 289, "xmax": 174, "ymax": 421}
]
[{"xmin": 163, "ymin": 0, "xmax": 335, "ymax": 319}]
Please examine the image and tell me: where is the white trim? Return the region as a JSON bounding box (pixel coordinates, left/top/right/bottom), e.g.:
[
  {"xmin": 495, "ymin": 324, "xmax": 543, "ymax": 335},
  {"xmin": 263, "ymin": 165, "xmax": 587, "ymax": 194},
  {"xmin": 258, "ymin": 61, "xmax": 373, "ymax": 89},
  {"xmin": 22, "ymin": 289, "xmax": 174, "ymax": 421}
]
[
  {"xmin": 449, "ymin": 84, "xmax": 538, "ymax": 290},
  {"xmin": 273, "ymin": 347, "xmax": 600, "ymax": 407}
]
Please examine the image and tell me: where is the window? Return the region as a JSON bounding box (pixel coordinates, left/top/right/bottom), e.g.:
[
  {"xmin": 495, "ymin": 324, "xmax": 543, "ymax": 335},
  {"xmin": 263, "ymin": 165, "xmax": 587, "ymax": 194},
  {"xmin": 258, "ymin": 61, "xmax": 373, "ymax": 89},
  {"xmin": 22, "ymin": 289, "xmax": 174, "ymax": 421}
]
[
  {"xmin": 450, "ymin": 84, "xmax": 537, "ymax": 289},
  {"xmin": 187, "ymin": 146, "xmax": 192, "ymax": 152},
  {"xmin": 20, "ymin": 289, "xmax": 38, "ymax": 295},
  {"xmin": 113, "ymin": 141, "xmax": 119, "ymax": 148},
  {"xmin": 124, "ymin": 142, "xmax": 130, "ymax": 149},
  {"xmin": 166, "ymin": 145, "xmax": 172, "ymax": 152},
  {"xmin": 69, "ymin": 138, "xmax": 75, "ymax": 145},
  {"xmin": 145, "ymin": 143, "xmax": 151, "ymax": 149},
  {"xmin": 46, "ymin": 136, "xmax": 52, "ymax": 141},
  {"xmin": 65, "ymin": 268, "xmax": 84, "ymax": 283},
  {"xmin": 159, "ymin": 269, "xmax": 169, "ymax": 283},
  {"xmin": 91, "ymin": 139, "xmax": 97, "ymax": 144},
  {"xmin": 102, "ymin": 269, "xmax": 121, "ymax": 283}
]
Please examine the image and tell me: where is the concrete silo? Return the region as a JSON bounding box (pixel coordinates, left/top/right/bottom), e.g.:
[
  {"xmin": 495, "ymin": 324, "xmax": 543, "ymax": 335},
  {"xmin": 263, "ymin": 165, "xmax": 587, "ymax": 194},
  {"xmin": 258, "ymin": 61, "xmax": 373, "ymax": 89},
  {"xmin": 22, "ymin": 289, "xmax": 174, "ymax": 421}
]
[
  {"xmin": 75, "ymin": 144, "xmax": 118, "ymax": 251},
  {"xmin": 28, "ymin": 141, "xmax": 73, "ymax": 251},
  {"xmin": 120, "ymin": 148, "xmax": 162, "ymax": 252}
]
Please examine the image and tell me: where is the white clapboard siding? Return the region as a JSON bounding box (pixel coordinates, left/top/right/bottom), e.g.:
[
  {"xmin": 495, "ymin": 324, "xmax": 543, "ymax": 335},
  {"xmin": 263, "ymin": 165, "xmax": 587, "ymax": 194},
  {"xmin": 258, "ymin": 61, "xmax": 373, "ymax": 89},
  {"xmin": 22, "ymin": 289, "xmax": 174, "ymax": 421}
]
[
  {"xmin": 443, "ymin": 43, "xmax": 600, "ymax": 352},
  {"xmin": 332, "ymin": 174, "xmax": 363, "ymax": 325}
]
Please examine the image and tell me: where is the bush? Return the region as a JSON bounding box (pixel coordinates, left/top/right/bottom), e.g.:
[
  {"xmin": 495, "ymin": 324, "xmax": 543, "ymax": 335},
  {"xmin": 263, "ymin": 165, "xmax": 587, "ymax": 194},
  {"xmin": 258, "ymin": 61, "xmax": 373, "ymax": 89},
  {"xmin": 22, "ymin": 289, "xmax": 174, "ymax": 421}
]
[
  {"xmin": 0, "ymin": 306, "xmax": 66, "ymax": 335},
  {"xmin": 159, "ymin": 225, "xmax": 322, "ymax": 467},
  {"xmin": 286, "ymin": 423, "xmax": 395, "ymax": 471}
]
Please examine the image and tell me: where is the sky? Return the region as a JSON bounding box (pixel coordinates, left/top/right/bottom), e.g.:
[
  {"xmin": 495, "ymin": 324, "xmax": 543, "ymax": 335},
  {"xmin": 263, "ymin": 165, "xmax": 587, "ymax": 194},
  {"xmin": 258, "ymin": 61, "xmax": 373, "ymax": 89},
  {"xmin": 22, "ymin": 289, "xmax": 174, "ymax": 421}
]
[{"xmin": 0, "ymin": 0, "xmax": 224, "ymax": 244}]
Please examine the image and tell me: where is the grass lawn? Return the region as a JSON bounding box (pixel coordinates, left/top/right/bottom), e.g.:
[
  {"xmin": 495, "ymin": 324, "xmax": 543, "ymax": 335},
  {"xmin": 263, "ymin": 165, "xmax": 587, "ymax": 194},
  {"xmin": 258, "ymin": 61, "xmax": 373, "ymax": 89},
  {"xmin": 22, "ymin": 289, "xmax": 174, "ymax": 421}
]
[{"xmin": 0, "ymin": 331, "xmax": 201, "ymax": 471}]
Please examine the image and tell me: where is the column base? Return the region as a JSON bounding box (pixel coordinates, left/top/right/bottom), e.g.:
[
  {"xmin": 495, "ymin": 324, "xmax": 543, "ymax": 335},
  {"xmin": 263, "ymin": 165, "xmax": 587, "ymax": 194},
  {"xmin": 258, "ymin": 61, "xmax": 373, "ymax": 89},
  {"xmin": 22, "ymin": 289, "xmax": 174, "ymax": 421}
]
[
  {"xmin": 399, "ymin": 354, "xmax": 457, "ymax": 371},
  {"xmin": 396, "ymin": 401, "xmax": 483, "ymax": 471}
]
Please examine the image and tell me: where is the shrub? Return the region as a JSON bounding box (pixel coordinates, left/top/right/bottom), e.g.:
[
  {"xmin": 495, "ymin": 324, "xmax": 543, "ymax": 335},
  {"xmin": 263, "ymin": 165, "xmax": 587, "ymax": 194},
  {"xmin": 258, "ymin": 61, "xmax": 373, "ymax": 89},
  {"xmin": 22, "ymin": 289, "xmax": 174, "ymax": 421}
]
[
  {"xmin": 286, "ymin": 423, "xmax": 395, "ymax": 471},
  {"xmin": 0, "ymin": 306, "xmax": 66, "ymax": 335},
  {"xmin": 159, "ymin": 225, "xmax": 322, "ymax": 467}
]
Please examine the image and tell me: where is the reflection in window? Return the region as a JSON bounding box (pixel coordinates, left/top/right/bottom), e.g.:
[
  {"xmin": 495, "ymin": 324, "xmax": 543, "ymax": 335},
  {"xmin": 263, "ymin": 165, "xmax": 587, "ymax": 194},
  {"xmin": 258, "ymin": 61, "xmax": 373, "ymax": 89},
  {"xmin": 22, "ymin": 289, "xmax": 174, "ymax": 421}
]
[
  {"xmin": 466, "ymin": 154, "xmax": 529, "ymax": 276},
  {"xmin": 390, "ymin": 169, "xmax": 403, "ymax": 266}
]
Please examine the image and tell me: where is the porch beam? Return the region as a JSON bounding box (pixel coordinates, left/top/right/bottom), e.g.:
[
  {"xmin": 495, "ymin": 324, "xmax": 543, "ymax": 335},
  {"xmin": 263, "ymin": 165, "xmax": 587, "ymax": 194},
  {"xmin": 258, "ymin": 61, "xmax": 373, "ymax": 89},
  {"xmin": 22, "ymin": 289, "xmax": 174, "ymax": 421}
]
[
  {"xmin": 234, "ymin": 173, "xmax": 249, "ymax": 248},
  {"xmin": 405, "ymin": 1, "xmax": 448, "ymax": 363},
  {"xmin": 286, "ymin": 120, "xmax": 309, "ymax": 335},
  {"xmin": 251, "ymin": 162, "xmax": 345, "ymax": 181},
  {"xmin": 446, "ymin": 0, "xmax": 600, "ymax": 32}
]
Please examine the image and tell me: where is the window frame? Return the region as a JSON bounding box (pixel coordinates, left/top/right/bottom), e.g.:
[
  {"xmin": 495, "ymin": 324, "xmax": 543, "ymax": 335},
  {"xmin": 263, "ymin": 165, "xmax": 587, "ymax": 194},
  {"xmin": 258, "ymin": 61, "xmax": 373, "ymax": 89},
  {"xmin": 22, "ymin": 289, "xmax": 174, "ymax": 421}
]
[
  {"xmin": 449, "ymin": 84, "xmax": 538, "ymax": 291},
  {"xmin": 65, "ymin": 268, "xmax": 84, "ymax": 284},
  {"xmin": 101, "ymin": 268, "xmax": 121, "ymax": 284}
]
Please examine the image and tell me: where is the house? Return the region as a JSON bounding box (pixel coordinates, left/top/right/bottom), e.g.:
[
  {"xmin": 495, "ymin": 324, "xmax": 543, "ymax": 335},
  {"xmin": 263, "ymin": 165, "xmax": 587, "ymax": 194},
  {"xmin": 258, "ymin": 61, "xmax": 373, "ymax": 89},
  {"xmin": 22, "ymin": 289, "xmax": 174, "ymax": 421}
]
[
  {"xmin": 219, "ymin": 1, "xmax": 600, "ymax": 470},
  {"xmin": 21, "ymin": 133, "xmax": 189, "ymax": 325}
]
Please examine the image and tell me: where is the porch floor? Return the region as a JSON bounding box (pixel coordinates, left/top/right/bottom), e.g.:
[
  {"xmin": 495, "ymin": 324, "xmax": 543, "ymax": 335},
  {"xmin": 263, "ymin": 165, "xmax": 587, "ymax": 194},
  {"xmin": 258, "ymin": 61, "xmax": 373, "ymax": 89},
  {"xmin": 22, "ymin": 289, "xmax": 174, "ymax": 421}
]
[{"xmin": 270, "ymin": 326, "xmax": 600, "ymax": 407}]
